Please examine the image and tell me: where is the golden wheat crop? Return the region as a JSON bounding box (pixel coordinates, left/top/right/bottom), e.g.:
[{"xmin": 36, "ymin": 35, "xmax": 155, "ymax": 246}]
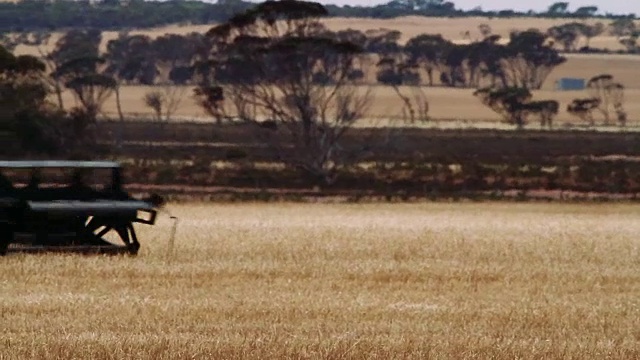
[{"xmin": 2, "ymin": 202, "xmax": 640, "ymax": 359}]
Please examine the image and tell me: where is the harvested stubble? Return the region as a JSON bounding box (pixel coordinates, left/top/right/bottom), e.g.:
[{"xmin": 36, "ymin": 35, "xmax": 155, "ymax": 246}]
[{"xmin": 2, "ymin": 202, "xmax": 640, "ymax": 359}]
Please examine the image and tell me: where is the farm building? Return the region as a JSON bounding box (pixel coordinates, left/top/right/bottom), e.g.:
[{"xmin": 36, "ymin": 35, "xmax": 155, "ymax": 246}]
[{"xmin": 555, "ymin": 77, "xmax": 586, "ymax": 91}]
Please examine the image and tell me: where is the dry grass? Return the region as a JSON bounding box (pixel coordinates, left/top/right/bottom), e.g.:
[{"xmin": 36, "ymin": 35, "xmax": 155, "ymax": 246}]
[{"xmin": 2, "ymin": 202, "xmax": 640, "ymax": 359}]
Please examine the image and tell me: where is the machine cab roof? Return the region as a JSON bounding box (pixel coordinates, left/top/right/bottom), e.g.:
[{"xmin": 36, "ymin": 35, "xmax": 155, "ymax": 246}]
[
  {"xmin": 0, "ymin": 160, "xmax": 121, "ymax": 169},
  {"xmin": 0, "ymin": 160, "xmax": 126, "ymax": 200}
]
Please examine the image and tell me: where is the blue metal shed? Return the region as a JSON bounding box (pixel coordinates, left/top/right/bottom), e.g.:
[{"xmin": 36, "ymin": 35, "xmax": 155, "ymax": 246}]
[{"xmin": 556, "ymin": 78, "xmax": 586, "ymax": 91}]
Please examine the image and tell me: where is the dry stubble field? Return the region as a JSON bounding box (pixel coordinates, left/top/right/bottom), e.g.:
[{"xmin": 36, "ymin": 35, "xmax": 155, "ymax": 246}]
[{"xmin": 3, "ymin": 202, "xmax": 640, "ymax": 359}]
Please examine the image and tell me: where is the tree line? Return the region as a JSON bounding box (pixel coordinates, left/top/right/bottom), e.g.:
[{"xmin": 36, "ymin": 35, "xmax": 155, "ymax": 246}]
[
  {"xmin": 0, "ymin": 22, "xmax": 584, "ymax": 90},
  {"xmin": 0, "ymin": 0, "xmax": 636, "ymax": 33},
  {"xmin": 0, "ymin": 0, "xmax": 630, "ymax": 184},
  {"xmin": 2, "ymin": 14, "xmax": 636, "ymax": 95}
]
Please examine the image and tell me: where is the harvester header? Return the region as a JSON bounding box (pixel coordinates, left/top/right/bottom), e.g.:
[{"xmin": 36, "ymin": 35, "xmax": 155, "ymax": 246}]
[{"xmin": 0, "ymin": 160, "xmax": 159, "ymax": 255}]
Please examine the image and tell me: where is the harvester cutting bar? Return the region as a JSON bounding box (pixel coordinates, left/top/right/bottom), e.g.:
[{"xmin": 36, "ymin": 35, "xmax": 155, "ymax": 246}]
[
  {"xmin": 26, "ymin": 200, "xmax": 157, "ymax": 224},
  {"xmin": 27, "ymin": 200, "xmax": 153, "ymax": 213},
  {"xmin": 0, "ymin": 161, "xmax": 120, "ymax": 168}
]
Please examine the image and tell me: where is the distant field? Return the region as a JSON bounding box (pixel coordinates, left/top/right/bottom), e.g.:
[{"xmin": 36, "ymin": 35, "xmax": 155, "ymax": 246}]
[
  {"xmin": 324, "ymin": 16, "xmax": 633, "ymax": 49},
  {"xmin": 12, "ymin": 16, "xmax": 640, "ymax": 126},
  {"xmin": 3, "ymin": 202, "xmax": 640, "ymax": 359},
  {"xmin": 14, "ymin": 16, "xmax": 638, "ymax": 54},
  {"xmin": 64, "ymin": 77, "xmax": 640, "ymax": 127}
]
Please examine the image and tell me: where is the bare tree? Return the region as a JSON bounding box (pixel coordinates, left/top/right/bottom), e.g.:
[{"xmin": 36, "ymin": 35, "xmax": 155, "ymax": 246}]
[
  {"xmin": 582, "ymin": 22, "xmax": 605, "ymax": 48},
  {"xmin": 609, "ymin": 18, "xmax": 636, "ymax": 38},
  {"xmin": 411, "ymin": 87, "xmax": 430, "ymax": 123},
  {"xmin": 144, "ymin": 91, "xmax": 164, "ymax": 122},
  {"xmin": 195, "ymin": 0, "xmax": 373, "ymax": 184},
  {"xmin": 143, "ymin": 85, "xmax": 186, "ymax": 123},
  {"xmin": 393, "ymin": 83, "xmax": 430, "ymax": 124},
  {"xmin": 619, "ymin": 33, "xmax": 638, "ymax": 53},
  {"xmin": 374, "ymin": 56, "xmax": 429, "ymax": 124},
  {"xmin": 0, "ymin": 34, "xmax": 19, "ymax": 51},
  {"xmin": 193, "ymin": 85, "xmax": 226, "ymax": 124},
  {"xmin": 567, "ymin": 98, "xmax": 600, "ymax": 126},
  {"xmin": 586, "ymin": 74, "xmax": 625, "ymax": 125},
  {"xmin": 194, "ymin": 83, "xmax": 259, "ymax": 125},
  {"xmin": 478, "ymin": 24, "xmax": 492, "ymax": 39}
]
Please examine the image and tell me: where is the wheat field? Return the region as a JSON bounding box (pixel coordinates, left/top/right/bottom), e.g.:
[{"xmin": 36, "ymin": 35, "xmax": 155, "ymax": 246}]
[{"xmin": 2, "ymin": 202, "xmax": 640, "ymax": 359}]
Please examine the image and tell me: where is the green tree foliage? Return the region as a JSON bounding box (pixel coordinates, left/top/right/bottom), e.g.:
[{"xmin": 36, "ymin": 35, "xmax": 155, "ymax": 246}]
[
  {"xmin": 574, "ymin": 6, "xmax": 598, "ymax": 18},
  {"xmin": 609, "ymin": 18, "xmax": 636, "ymax": 37},
  {"xmin": 474, "ymin": 86, "xmax": 532, "ymax": 129},
  {"xmin": 582, "ymin": 23, "xmax": 605, "ymax": 48},
  {"xmin": 381, "ymin": 29, "xmax": 564, "ymax": 89},
  {"xmin": 364, "ymin": 29, "xmax": 402, "ymax": 56},
  {"xmin": 103, "ymin": 31, "xmax": 206, "ymax": 86},
  {"xmin": 547, "ymin": 22, "xmax": 589, "ymax": 52},
  {"xmin": 619, "ymin": 33, "xmax": 639, "ymax": 53},
  {"xmin": 404, "ymin": 34, "xmax": 450, "ymax": 86},
  {"xmin": 0, "ymin": 45, "xmax": 60, "ymax": 154},
  {"xmin": 521, "ymin": 100, "xmax": 560, "ymax": 129},
  {"xmin": 54, "ymin": 56, "xmax": 116, "ymax": 119},
  {"xmin": 567, "ymin": 98, "xmax": 601, "ymax": 126},
  {"xmin": 104, "ymin": 33, "xmax": 158, "ymax": 85},
  {"xmin": 0, "ymin": 0, "xmax": 253, "ymax": 32},
  {"xmin": 376, "ymin": 52, "xmax": 420, "ymax": 86},
  {"xmin": 500, "ymin": 30, "xmax": 567, "ymax": 89},
  {"xmin": 547, "ymin": 22, "xmax": 606, "ymax": 51},
  {"xmin": 473, "ymin": 86, "xmax": 560, "ymax": 129},
  {"xmin": 546, "ymin": 2, "xmax": 569, "ymax": 16},
  {"xmin": 45, "ymin": 29, "xmax": 103, "ymax": 110},
  {"xmin": 0, "ymin": 0, "xmax": 630, "ymax": 33},
  {"xmin": 48, "ymin": 43, "xmax": 118, "ymax": 153},
  {"xmin": 28, "ymin": 6, "xmax": 569, "ymax": 93},
  {"xmin": 50, "ymin": 29, "xmax": 102, "ymax": 67}
]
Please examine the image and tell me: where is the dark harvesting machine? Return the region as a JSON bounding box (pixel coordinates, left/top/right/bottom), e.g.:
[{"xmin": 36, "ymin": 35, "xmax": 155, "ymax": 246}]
[{"xmin": 0, "ymin": 161, "xmax": 159, "ymax": 256}]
